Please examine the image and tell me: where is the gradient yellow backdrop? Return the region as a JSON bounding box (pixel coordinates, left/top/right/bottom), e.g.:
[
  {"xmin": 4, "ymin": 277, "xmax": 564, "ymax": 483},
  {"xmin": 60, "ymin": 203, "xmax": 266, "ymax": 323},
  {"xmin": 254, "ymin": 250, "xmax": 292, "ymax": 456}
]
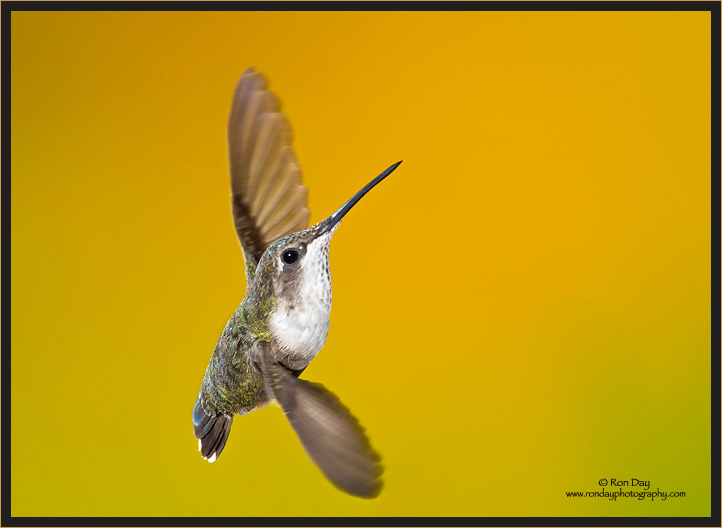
[{"xmin": 10, "ymin": 10, "xmax": 711, "ymax": 517}]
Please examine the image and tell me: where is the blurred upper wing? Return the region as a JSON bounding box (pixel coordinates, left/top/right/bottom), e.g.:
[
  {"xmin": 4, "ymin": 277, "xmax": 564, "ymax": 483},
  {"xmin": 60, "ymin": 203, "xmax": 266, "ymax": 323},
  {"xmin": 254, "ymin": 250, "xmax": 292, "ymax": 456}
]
[{"xmin": 228, "ymin": 68, "xmax": 311, "ymax": 281}]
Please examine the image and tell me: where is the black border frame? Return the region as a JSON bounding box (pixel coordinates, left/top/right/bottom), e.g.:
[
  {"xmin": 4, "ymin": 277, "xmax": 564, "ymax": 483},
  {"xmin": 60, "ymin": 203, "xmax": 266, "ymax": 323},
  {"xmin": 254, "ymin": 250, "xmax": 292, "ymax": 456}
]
[{"xmin": 2, "ymin": 2, "xmax": 719, "ymax": 526}]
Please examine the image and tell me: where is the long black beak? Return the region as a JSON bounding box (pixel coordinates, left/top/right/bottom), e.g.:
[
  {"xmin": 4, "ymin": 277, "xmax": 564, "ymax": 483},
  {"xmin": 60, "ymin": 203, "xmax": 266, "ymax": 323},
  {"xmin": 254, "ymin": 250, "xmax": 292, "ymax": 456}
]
[{"xmin": 316, "ymin": 161, "xmax": 402, "ymax": 237}]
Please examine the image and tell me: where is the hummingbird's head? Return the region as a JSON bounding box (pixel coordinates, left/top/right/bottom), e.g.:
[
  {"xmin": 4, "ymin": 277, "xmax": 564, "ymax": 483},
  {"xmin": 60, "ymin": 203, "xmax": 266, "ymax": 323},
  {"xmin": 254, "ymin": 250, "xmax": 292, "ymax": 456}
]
[
  {"xmin": 261, "ymin": 217, "xmax": 339, "ymax": 310},
  {"xmin": 251, "ymin": 161, "xmax": 402, "ymax": 361}
]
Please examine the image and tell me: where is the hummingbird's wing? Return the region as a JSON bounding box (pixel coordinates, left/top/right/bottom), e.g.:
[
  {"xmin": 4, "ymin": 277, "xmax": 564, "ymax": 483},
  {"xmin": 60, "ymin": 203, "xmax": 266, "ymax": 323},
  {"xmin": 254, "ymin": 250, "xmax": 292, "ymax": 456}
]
[
  {"xmin": 228, "ymin": 68, "xmax": 311, "ymax": 282},
  {"xmin": 254, "ymin": 345, "xmax": 383, "ymax": 498}
]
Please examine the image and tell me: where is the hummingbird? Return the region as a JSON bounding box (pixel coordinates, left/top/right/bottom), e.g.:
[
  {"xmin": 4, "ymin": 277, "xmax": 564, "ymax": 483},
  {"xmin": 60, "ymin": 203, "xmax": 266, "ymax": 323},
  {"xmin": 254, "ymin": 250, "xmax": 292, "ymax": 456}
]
[{"xmin": 192, "ymin": 68, "xmax": 401, "ymax": 499}]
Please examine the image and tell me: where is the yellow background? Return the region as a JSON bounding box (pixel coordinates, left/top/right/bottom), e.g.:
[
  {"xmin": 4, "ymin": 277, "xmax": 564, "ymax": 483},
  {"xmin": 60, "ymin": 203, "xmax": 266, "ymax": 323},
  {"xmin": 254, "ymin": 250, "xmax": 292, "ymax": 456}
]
[{"xmin": 10, "ymin": 11, "xmax": 711, "ymax": 517}]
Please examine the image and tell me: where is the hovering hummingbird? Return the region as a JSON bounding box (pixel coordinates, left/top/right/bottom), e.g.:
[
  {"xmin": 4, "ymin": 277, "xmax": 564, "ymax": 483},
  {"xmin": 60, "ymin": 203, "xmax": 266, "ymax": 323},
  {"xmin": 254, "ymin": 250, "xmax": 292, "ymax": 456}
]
[{"xmin": 192, "ymin": 68, "xmax": 401, "ymax": 499}]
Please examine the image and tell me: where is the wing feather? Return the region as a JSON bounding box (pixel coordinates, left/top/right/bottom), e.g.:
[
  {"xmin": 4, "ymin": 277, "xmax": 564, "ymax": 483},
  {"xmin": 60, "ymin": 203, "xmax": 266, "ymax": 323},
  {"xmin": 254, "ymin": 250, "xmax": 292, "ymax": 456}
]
[
  {"xmin": 255, "ymin": 157, "xmax": 303, "ymax": 229},
  {"xmin": 261, "ymin": 186, "xmax": 309, "ymax": 244},
  {"xmin": 252, "ymin": 342, "xmax": 383, "ymax": 499},
  {"xmin": 228, "ymin": 68, "xmax": 310, "ymax": 281}
]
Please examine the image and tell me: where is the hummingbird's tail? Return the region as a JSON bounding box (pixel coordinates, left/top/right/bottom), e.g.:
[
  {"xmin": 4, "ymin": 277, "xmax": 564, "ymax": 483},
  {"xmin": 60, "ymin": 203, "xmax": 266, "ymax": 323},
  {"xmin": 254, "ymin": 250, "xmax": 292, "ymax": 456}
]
[{"xmin": 193, "ymin": 395, "xmax": 233, "ymax": 463}]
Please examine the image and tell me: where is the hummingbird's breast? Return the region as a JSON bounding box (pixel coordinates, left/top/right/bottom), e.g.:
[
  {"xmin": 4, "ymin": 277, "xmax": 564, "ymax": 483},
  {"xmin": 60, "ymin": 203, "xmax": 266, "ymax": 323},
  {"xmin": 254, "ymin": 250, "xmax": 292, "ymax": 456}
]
[{"xmin": 269, "ymin": 241, "xmax": 333, "ymax": 366}]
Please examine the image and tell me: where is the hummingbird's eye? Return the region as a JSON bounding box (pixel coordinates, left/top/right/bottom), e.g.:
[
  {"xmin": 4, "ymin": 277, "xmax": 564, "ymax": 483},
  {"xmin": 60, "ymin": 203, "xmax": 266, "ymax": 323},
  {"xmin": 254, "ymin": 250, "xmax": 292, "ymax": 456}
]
[{"xmin": 281, "ymin": 249, "xmax": 300, "ymax": 265}]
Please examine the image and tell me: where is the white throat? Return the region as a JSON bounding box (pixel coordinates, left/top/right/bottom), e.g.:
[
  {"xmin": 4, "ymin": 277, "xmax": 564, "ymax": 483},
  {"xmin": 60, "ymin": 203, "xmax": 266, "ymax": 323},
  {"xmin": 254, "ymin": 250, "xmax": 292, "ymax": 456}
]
[{"xmin": 269, "ymin": 235, "xmax": 333, "ymax": 361}]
